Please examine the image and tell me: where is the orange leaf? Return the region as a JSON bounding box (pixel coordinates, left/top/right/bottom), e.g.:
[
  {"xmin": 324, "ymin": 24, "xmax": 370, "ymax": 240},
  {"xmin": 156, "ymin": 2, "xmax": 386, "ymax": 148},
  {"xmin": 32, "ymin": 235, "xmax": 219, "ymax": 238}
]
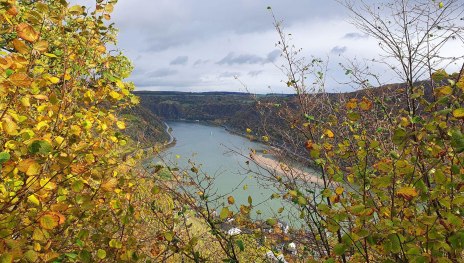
[
  {"xmin": 9, "ymin": 72, "xmax": 31, "ymax": 87},
  {"xmin": 227, "ymin": 196, "xmax": 235, "ymax": 205},
  {"xmin": 12, "ymin": 39, "xmax": 30, "ymax": 54},
  {"xmin": 16, "ymin": 23, "xmax": 39, "ymax": 43}
]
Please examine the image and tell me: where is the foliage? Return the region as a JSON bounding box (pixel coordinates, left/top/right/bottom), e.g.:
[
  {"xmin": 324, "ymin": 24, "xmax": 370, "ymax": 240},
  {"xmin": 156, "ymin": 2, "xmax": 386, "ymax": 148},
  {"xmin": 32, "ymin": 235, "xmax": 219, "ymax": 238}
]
[
  {"xmin": 252, "ymin": 2, "xmax": 464, "ymax": 262},
  {"xmin": 0, "ymin": 0, "xmax": 149, "ymax": 261}
]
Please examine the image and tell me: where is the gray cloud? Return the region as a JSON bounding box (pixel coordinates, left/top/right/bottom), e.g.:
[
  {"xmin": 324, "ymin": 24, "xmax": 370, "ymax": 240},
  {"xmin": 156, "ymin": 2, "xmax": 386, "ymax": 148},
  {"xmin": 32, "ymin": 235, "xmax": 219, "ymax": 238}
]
[
  {"xmin": 218, "ymin": 53, "xmax": 264, "ymax": 65},
  {"xmin": 147, "ymin": 68, "xmax": 179, "ymax": 78},
  {"xmin": 331, "ymin": 46, "xmax": 347, "ymax": 54},
  {"xmin": 217, "ymin": 50, "xmax": 281, "ymax": 65},
  {"xmin": 219, "ymin": 72, "xmax": 241, "ymax": 78},
  {"xmin": 248, "ymin": 70, "xmax": 263, "ymax": 77},
  {"xmin": 343, "ymin": 32, "xmax": 369, "ymax": 40},
  {"xmin": 194, "ymin": 59, "xmax": 210, "ymax": 66},
  {"xmin": 170, "ymin": 56, "xmax": 189, "ymax": 65},
  {"xmin": 266, "ymin": 50, "xmax": 281, "ymax": 63}
]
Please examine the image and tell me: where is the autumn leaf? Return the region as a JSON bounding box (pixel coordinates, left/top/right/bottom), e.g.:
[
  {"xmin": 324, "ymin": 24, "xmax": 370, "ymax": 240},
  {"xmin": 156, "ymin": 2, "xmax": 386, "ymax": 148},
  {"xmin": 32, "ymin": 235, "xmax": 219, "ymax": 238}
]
[
  {"xmin": 346, "ymin": 98, "xmax": 358, "ymax": 109},
  {"xmin": 39, "ymin": 214, "xmax": 59, "ymax": 230},
  {"xmin": 16, "ymin": 23, "xmax": 39, "ymax": 43},
  {"xmin": 324, "ymin": 129, "xmax": 334, "ymax": 138},
  {"xmin": 12, "ymin": 39, "xmax": 29, "ymax": 54},
  {"xmin": 33, "ymin": 40, "xmax": 49, "ymax": 52},
  {"xmin": 227, "ymin": 196, "xmax": 235, "ymax": 205},
  {"xmin": 18, "ymin": 159, "xmax": 41, "ymax": 176},
  {"xmin": 397, "ymin": 187, "xmax": 418, "ymax": 201},
  {"xmin": 9, "ymin": 72, "xmax": 31, "ymax": 87},
  {"xmin": 359, "ymin": 97, "xmax": 373, "ymax": 111},
  {"xmin": 304, "ymin": 140, "xmax": 313, "ymax": 150}
]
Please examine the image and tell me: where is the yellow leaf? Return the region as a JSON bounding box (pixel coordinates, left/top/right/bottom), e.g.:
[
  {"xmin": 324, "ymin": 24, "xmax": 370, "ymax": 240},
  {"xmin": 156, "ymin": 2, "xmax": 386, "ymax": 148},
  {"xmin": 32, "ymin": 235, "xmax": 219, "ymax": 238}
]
[
  {"xmin": 54, "ymin": 136, "xmax": 64, "ymax": 145},
  {"xmin": 435, "ymin": 85, "xmax": 453, "ymax": 96},
  {"xmin": 109, "ymin": 90, "xmax": 120, "ymax": 99},
  {"xmin": 324, "ymin": 129, "xmax": 334, "ymax": 138},
  {"xmin": 33, "ymin": 40, "xmax": 48, "ymax": 52},
  {"xmin": 9, "ymin": 72, "xmax": 31, "ymax": 87},
  {"xmin": 2, "ymin": 118, "xmax": 19, "ymax": 135},
  {"xmin": 96, "ymin": 45, "xmax": 106, "ymax": 53},
  {"xmin": 27, "ymin": 194, "xmax": 41, "ymax": 206},
  {"xmin": 47, "ymin": 76, "xmax": 60, "ymax": 84},
  {"xmin": 18, "ymin": 159, "xmax": 41, "ymax": 176},
  {"xmin": 453, "ymin": 108, "xmax": 464, "ymax": 119},
  {"xmin": 16, "ymin": 23, "xmax": 39, "ymax": 43},
  {"xmin": 101, "ymin": 177, "xmax": 118, "ymax": 192},
  {"xmin": 21, "ymin": 97, "xmax": 30, "ymax": 107},
  {"xmin": 397, "ymin": 186, "xmax": 418, "ymax": 201},
  {"xmin": 32, "ymin": 94, "xmax": 48, "ymax": 100},
  {"xmin": 116, "ymin": 121, "xmax": 126, "ymax": 130},
  {"xmin": 335, "ymin": 187, "xmax": 344, "ymax": 195},
  {"xmin": 104, "ymin": 4, "xmax": 114, "ymax": 13},
  {"xmin": 68, "ymin": 5, "xmax": 84, "ymax": 15},
  {"xmin": 246, "ymin": 128, "xmax": 252, "ymax": 133},
  {"xmin": 39, "ymin": 178, "xmax": 56, "ymax": 191}
]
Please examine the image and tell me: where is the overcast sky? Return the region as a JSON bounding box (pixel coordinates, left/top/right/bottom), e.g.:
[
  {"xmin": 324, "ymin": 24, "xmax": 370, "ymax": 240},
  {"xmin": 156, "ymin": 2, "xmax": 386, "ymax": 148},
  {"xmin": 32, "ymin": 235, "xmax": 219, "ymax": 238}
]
[{"xmin": 101, "ymin": 0, "xmax": 463, "ymax": 94}]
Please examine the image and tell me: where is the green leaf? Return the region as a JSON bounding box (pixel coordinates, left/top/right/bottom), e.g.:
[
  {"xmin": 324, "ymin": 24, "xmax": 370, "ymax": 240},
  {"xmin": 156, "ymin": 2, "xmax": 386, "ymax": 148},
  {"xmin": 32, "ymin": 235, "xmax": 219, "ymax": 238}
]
[
  {"xmin": 387, "ymin": 234, "xmax": 401, "ymax": 253},
  {"xmin": 334, "ymin": 243, "xmax": 347, "ymax": 256},
  {"xmin": 235, "ymin": 240, "xmax": 245, "ymax": 251},
  {"xmin": 247, "ymin": 196, "xmax": 252, "ymax": 205},
  {"xmin": 347, "ymin": 112, "xmax": 360, "ymax": 121},
  {"xmin": 109, "ymin": 239, "xmax": 122, "ymax": 249},
  {"xmin": 0, "ymin": 152, "xmax": 10, "ymax": 164},
  {"xmin": 297, "ymin": 196, "xmax": 307, "ymax": 206},
  {"xmin": 164, "ymin": 232, "xmax": 174, "ymax": 242},
  {"xmin": 432, "ymin": 69, "xmax": 448, "ymax": 82},
  {"xmin": 220, "ymin": 207, "xmax": 230, "ymax": 220},
  {"xmin": 29, "ymin": 140, "xmax": 52, "ymax": 154},
  {"xmin": 24, "ymin": 250, "xmax": 39, "ymax": 262},
  {"xmin": 78, "ymin": 250, "xmax": 91, "ymax": 263},
  {"xmin": 266, "ymin": 218, "xmax": 277, "ymax": 226},
  {"xmin": 393, "ymin": 128, "xmax": 407, "ymax": 145},
  {"xmin": 451, "ymin": 129, "xmax": 464, "ymax": 153}
]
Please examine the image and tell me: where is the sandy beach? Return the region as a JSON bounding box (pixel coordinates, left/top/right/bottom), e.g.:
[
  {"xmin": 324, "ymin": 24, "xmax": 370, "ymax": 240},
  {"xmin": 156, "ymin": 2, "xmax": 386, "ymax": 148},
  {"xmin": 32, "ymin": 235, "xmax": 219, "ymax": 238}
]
[{"xmin": 250, "ymin": 153, "xmax": 326, "ymax": 186}]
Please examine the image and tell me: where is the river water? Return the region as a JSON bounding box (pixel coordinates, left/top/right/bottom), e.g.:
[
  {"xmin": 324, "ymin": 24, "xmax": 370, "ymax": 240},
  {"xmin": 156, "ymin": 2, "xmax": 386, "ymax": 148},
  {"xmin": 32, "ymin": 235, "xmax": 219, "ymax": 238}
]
[{"xmin": 156, "ymin": 121, "xmax": 291, "ymax": 221}]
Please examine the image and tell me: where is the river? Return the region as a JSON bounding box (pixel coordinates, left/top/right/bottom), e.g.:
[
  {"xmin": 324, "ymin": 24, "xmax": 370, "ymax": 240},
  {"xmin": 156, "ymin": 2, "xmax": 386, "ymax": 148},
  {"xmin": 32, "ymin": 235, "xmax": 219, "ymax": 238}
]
[{"xmin": 156, "ymin": 121, "xmax": 292, "ymax": 222}]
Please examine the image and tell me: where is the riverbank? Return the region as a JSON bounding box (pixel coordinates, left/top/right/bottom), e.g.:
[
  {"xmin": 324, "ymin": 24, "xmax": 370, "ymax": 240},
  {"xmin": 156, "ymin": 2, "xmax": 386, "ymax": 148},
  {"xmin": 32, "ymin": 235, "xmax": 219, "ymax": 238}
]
[
  {"xmin": 164, "ymin": 122, "xmax": 175, "ymax": 146},
  {"xmin": 250, "ymin": 153, "xmax": 325, "ymax": 186}
]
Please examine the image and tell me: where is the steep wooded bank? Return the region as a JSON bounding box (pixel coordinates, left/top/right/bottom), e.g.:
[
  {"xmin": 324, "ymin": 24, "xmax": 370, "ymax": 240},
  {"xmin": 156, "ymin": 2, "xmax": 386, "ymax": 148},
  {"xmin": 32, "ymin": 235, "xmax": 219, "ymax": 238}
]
[{"xmin": 120, "ymin": 105, "xmax": 170, "ymax": 148}]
